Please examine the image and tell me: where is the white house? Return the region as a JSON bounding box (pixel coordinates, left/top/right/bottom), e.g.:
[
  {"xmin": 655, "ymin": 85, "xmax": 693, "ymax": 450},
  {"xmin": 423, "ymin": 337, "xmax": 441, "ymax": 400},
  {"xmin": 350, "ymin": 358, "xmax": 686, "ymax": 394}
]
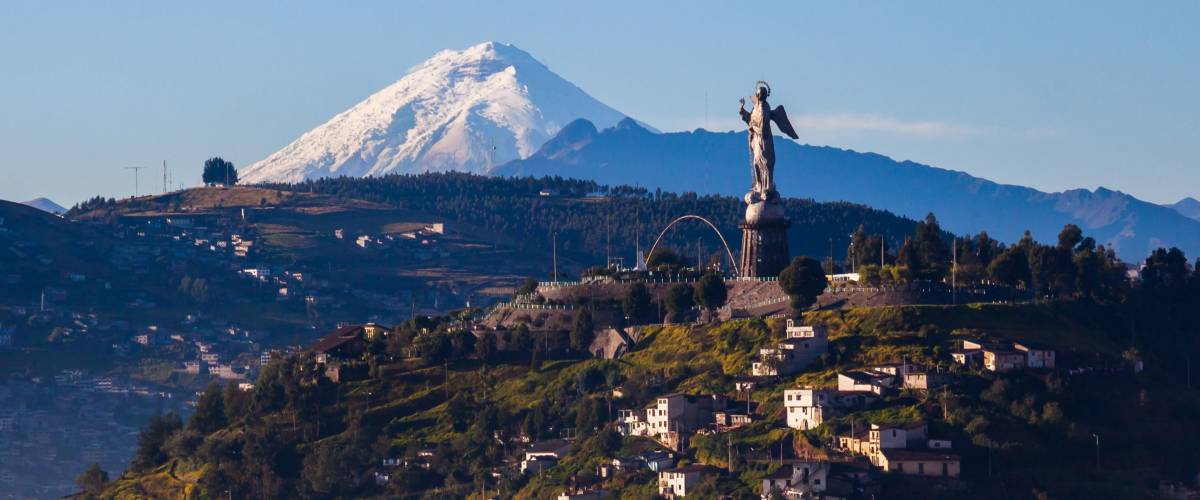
[
  {"xmin": 1014, "ymin": 342, "xmax": 1056, "ymax": 369},
  {"xmin": 751, "ymin": 321, "xmax": 828, "ymax": 377},
  {"xmin": 877, "ymin": 450, "xmax": 961, "ymax": 478},
  {"xmin": 837, "ymin": 371, "xmax": 893, "ymax": 395},
  {"xmin": 522, "ymin": 439, "xmax": 572, "ymax": 474},
  {"xmin": 658, "ymin": 464, "xmax": 711, "ymax": 497},
  {"xmin": 760, "ymin": 461, "xmax": 829, "ymax": 498},
  {"xmin": 784, "ymin": 388, "xmax": 837, "ymax": 430}
]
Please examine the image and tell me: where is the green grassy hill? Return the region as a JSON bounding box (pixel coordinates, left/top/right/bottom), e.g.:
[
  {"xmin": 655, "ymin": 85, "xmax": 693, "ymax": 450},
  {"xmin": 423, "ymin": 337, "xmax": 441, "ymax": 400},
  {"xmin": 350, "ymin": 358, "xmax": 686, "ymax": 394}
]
[{"xmin": 98, "ymin": 301, "xmax": 1200, "ymax": 499}]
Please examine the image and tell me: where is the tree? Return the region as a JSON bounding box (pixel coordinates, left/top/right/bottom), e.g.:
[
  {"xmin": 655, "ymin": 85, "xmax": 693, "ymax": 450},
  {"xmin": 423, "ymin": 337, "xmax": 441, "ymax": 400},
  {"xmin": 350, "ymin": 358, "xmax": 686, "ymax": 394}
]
[
  {"xmin": 475, "ymin": 331, "xmax": 497, "ymax": 361},
  {"xmin": 694, "ymin": 272, "xmax": 728, "ymax": 313},
  {"xmin": 570, "ymin": 310, "xmax": 594, "ymax": 353},
  {"xmin": 530, "ymin": 347, "xmax": 544, "ymax": 371},
  {"xmin": 201, "ymin": 157, "xmax": 238, "ymax": 186},
  {"xmin": 132, "ymin": 412, "xmax": 183, "ymax": 471},
  {"xmin": 622, "ymin": 282, "xmax": 653, "ymax": 324},
  {"xmin": 663, "ymin": 283, "xmax": 695, "ymax": 322},
  {"xmin": 645, "ymin": 247, "xmax": 684, "ymax": 271},
  {"xmin": 222, "ymin": 382, "xmax": 250, "ymax": 423},
  {"xmin": 515, "ymin": 277, "xmax": 539, "ymax": 298},
  {"xmin": 779, "ymin": 256, "xmax": 828, "ymax": 312},
  {"xmin": 76, "ymin": 463, "xmax": 109, "ymax": 496},
  {"xmin": 188, "ymin": 382, "xmax": 227, "ymax": 434},
  {"xmin": 511, "ymin": 323, "xmax": 533, "ymax": 352},
  {"xmin": 989, "ymin": 248, "xmax": 1031, "ymax": 288},
  {"xmin": 575, "ymin": 397, "xmax": 600, "ymax": 434}
]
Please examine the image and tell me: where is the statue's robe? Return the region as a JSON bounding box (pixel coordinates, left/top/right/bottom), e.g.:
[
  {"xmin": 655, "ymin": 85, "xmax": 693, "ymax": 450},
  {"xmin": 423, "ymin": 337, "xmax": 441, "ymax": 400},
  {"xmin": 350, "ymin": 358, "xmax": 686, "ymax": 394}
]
[{"xmin": 740, "ymin": 98, "xmax": 799, "ymax": 198}]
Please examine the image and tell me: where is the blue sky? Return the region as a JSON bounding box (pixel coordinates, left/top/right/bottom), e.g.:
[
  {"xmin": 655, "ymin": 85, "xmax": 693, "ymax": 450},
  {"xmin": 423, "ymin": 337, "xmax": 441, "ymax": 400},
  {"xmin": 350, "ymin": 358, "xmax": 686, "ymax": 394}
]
[{"xmin": 1, "ymin": 1, "xmax": 1196, "ymax": 206}]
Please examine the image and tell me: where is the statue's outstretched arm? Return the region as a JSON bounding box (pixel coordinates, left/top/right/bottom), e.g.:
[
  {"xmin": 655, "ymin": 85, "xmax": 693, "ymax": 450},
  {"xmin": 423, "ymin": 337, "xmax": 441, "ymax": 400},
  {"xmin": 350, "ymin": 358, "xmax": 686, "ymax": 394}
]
[{"xmin": 739, "ymin": 98, "xmax": 751, "ymax": 124}]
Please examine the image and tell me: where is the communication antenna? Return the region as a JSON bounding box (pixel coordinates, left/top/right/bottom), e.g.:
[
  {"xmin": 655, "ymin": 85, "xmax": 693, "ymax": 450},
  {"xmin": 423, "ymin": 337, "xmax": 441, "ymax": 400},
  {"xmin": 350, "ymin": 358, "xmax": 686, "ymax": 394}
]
[
  {"xmin": 125, "ymin": 166, "xmax": 147, "ymax": 197},
  {"xmin": 162, "ymin": 160, "xmax": 168, "ymax": 193}
]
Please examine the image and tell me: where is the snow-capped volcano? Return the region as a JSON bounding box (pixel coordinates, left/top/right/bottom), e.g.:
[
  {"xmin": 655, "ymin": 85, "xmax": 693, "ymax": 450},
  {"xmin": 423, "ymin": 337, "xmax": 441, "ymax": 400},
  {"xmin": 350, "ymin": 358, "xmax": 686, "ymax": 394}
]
[{"xmin": 241, "ymin": 42, "xmax": 640, "ymax": 183}]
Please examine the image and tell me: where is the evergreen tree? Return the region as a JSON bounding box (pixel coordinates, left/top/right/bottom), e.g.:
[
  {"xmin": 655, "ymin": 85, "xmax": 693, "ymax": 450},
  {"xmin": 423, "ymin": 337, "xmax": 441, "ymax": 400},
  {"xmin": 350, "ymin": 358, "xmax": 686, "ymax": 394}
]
[
  {"xmin": 622, "ymin": 282, "xmax": 653, "ymax": 324},
  {"xmin": 694, "ymin": 272, "xmax": 728, "ymax": 313},
  {"xmin": 75, "ymin": 463, "xmax": 109, "ymax": 496},
  {"xmin": 188, "ymin": 382, "xmax": 227, "ymax": 434},
  {"xmin": 663, "ymin": 283, "xmax": 695, "ymax": 322},
  {"xmin": 132, "ymin": 412, "xmax": 183, "ymax": 472},
  {"xmin": 475, "ymin": 331, "xmax": 497, "ymax": 361},
  {"xmin": 570, "ymin": 310, "xmax": 594, "ymax": 353}
]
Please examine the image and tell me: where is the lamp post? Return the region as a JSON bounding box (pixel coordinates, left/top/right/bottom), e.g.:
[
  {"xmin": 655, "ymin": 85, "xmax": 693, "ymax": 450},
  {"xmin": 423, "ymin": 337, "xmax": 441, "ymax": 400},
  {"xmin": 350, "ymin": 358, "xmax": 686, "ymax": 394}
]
[{"xmin": 1092, "ymin": 433, "xmax": 1100, "ymax": 471}]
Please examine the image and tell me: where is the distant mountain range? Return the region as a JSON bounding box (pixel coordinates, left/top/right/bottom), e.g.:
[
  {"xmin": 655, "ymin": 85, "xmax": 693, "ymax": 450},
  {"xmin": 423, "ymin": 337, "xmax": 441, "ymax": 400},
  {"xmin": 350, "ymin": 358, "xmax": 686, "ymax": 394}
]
[
  {"xmin": 241, "ymin": 42, "xmax": 641, "ymax": 183},
  {"xmin": 239, "ymin": 42, "xmax": 1198, "ymax": 261},
  {"xmin": 1166, "ymin": 197, "xmax": 1200, "ymax": 222},
  {"xmin": 496, "ymin": 119, "xmax": 1200, "ymax": 260},
  {"xmin": 21, "ymin": 197, "xmax": 66, "ymax": 215}
]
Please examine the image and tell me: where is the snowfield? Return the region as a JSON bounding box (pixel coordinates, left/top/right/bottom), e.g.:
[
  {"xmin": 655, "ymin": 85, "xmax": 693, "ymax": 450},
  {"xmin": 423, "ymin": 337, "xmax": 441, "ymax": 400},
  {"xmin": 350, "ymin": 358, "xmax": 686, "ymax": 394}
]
[{"xmin": 241, "ymin": 42, "xmax": 637, "ymax": 183}]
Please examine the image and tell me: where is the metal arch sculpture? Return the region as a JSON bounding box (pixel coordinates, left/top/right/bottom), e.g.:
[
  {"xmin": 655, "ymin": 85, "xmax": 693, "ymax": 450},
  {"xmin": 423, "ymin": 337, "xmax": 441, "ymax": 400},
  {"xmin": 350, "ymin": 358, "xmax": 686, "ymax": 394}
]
[{"xmin": 646, "ymin": 215, "xmax": 740, "ymax": 277}]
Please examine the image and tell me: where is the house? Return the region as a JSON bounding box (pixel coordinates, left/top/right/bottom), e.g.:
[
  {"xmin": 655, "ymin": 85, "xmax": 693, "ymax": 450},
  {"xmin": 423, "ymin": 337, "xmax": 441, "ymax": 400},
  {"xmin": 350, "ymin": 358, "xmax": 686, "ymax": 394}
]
[
  {"xmin": 837, "ymin": 371, "xmax": 893, "ymax": 395},
  {"xmin": 1014, "ymin": 342, "xmax": 1056, "ymax": 369},
  {"xmin": 658, "ymin": 464, "xmax": 713, "ymax": 497},
  {"xmin": 902, "ymin": 368, "xmax": 947, "ymax": 390},
  {"xmin": 955, "ymin": 338, "xmax": 1055, "ymax": 372},
  {"xmin": 640, "ymin": 450, "xmax": 676, "ymax": 472},
  {"xmin": 644, "ymin": 393, "xmax": 726, "ymax": 447},
  {"xmin": 760, "ymin": 461, "xmax": 829, "ymax": 498},
  {"xmin": 751, "ymin": 321, "xmax": 828, "ymax": 376},
  {"xmin": 876, "ymin": 450, "xmax": 961, "ymax": 478},
  {"xmin": 982, "ymin": 348, "xmax": 1027, "ymax": 372},
  {"xmin": 713, "ymin": 407, "xmax": 754, "ymax": 429},
  {"xmin": 620, "ymin": 393, "xmax": 728, "ymax": 450},
  {"xmin": 784, "ymin": 388, "xmax": 837, "ymax": 430},
  {"xmin": 308, "ymin": 325, "xmax": 371, "ymax": 364},
  {"xmin": 837, "ymin": 422, "xmax": 929, "ymax": 465},
  {"xmin": 522, "ymin": 439, "xmax": 573, "ymax": 474}
]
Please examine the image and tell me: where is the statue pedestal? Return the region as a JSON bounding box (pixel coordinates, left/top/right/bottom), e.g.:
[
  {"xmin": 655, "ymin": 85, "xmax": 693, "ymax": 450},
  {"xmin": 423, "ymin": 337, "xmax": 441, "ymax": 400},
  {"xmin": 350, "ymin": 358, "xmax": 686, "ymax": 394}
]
[{"xmin": 739, "ymin": 200, "xmax": 791, "ymax": 278}]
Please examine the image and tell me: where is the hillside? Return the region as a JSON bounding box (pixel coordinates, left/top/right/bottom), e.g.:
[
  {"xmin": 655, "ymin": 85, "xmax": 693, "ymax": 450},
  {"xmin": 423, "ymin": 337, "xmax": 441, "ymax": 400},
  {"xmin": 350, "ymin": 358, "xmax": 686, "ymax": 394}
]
[
  {"xmin": 96, "ymin": 302, "xmax": 1200, "ymax": 499},
  {"xmin": 495, "ymin": 119, "xmax": 1200, "ymax": 260},
  {"xmin": 258, "ymin": 172, "xmax": 928, "ymax": 267}
]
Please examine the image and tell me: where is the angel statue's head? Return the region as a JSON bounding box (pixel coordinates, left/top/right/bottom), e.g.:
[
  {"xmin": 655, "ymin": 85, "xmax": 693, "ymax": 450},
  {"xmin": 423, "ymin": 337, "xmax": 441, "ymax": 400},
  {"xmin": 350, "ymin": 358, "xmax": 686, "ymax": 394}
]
[{"xmin": 754, "ymin": 81, "xmax": 771, "ymax": 102}]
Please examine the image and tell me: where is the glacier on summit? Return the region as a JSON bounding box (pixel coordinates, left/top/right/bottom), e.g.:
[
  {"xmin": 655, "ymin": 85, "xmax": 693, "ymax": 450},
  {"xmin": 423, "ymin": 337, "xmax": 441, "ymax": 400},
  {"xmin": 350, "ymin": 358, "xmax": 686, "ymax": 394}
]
[{"xmin": 240, "ymin": 42, "xmax": 639, "ymax": 183}]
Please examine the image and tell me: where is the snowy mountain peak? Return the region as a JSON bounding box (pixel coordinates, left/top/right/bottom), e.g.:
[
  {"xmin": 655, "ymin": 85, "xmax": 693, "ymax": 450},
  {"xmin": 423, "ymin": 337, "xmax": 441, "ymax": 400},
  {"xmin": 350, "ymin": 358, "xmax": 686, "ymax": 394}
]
[{"xmin": 241, "ymin": 42, "xmax": 640, "ymax": 183}]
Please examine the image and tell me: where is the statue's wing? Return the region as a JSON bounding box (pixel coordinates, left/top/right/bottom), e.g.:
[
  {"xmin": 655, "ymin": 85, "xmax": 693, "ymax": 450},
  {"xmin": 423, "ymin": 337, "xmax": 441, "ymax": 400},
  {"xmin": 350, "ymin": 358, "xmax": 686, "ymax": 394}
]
[{"xmin": 771, "ymin": 105, "xmax": 800, "ymax": 139}]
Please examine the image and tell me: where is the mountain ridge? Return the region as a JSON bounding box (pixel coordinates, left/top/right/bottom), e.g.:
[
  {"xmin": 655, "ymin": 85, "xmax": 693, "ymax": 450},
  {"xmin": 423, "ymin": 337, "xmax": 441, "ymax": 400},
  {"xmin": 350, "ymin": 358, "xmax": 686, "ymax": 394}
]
[
  {"xmin": 1166, "ymin": 196, "xmax": 1200, "ymax": 221},
  {"xmin": 496, "ymin": 118, "xmax": 1200, "ymax": 260},
  {"xmin": 20, "ymin": 197, "xmax": 66, "ymax": 215}
]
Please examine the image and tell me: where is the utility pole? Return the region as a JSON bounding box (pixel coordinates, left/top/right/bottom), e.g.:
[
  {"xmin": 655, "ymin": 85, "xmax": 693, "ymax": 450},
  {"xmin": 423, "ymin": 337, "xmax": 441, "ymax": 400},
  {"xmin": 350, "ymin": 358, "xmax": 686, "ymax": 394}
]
[
  {"xmin": 727, "ymin": 432, "xmax": 734, "ymax": 473},
  {"xmin": 552, "ymin": 231, "xmax": 558, "ymax": 282},
  {"xmin": 952, "ymin": 237, "xmax": 958, "ymax": 305},
  {"xmin": 829, "ymin": 237, "xmax": 834, "ymax": 275},
  {"xmin": 881, "ymin": 237, "xmax": 885, "ymax": 268},
  {"xmin": 125, "ymin": 166, "xmax": 146, "ymax": 197},
  {"xmin": 1092, "ymin": 433, "xmax": 1101, "ymax": 471},
  {"xmin": 942, "ymin": 384, "xmax": 949, "ymax": 420}
]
